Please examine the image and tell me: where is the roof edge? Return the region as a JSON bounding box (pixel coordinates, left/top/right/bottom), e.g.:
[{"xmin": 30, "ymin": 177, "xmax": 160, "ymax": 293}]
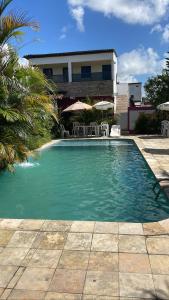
[{"xmin": 24, "ymin": 49, "xmax": 117, "ymax": 60}]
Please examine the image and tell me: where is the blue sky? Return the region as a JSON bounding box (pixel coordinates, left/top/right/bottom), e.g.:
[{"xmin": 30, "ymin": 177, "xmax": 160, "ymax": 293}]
[{"xmin": 10, "ymin": 0, "xmax": 169, "ymax": 85}]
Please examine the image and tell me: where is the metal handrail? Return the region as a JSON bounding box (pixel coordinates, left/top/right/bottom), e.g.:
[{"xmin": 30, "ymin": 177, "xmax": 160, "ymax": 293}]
[{"xmin": 153, "ymin": 178, "xmax": 169, "ymax": 199}]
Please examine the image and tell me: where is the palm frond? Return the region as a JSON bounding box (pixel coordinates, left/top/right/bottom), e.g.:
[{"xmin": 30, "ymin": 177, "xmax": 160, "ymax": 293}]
[
  {"xmin": 0, "ymin": 12, "xmax": 39, "ymax": 45},
  {"xmin": 0, "ymin": 0, "xmax": 12, "ymax": 16}
]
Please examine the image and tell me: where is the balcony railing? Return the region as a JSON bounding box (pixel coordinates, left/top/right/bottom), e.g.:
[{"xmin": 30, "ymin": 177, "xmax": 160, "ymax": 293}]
[
  {"xmin": 72, "ymin": 72, "xmax": 112, "ymax": 82},
  {"xmin": 46, "ymin": 75, "xmax": 67, "ymax": 83},
  {"xmin": 46, "ymin": 72, "xmax": 112, "ymax": 83}
]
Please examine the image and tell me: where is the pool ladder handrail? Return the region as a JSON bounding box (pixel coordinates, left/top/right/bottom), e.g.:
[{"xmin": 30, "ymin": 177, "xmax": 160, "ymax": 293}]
[{"xmin": 153, "ymin": 178, "xmax": 169, "ymax": 199}]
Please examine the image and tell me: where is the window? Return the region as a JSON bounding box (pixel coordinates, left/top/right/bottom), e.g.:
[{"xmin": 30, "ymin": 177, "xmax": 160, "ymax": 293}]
[
  {"xmin": 81, "ymin": 66, "xmax": 91, "ymax": 79},
  {"xmin": 43, "ymin": 68, "xmax": 53, "ymax": 77},
  {"xmin": 102, "ymin": 65, "xmax": 111, "ymax": 80},
  {"xmin": 63, "ymin": 67, "xmax": 68, "ymax": 82}
]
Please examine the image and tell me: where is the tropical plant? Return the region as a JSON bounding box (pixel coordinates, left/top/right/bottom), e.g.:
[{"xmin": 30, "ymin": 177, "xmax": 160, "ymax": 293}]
[
  {"xmin": 0, "ymin": 48, "xmax": 56, "ymax": 171},
  {"xmin": 0, "ymin": 0, "xmax": 57, "ymax": 171},
  {"xmin": 0, "ymin": 0, "xmax": 39, "ymax": 46}
]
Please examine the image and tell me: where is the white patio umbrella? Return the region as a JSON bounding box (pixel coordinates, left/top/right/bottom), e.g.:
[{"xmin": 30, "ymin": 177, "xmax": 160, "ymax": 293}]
[
  {"xmin": 93, "ymin": 101, "xmax": 114, "ymax": 110},
  {"xmin": 157, "ymin": 102, "xmax": 169, "ymax": 111},
  {"xmin": 63, "ymin": 101, "xmax": 92, "ymax": 112},
  {"xmin": 93, "ymin": 101, "xmax": 114, "ymax": 120}
]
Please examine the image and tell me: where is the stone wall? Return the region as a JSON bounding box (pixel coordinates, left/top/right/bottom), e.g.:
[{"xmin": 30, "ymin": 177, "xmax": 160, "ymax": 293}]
[
  {"xmin": 115, "ymin": 95, "xmax": 129, "ymax": 114},
  {"xmin": 57, "ymin": 80, "xmax": 113, "ymax": 98},
  {"xmin": 115, "ymin": 95, "xmax": 129, "ymax": 131}
]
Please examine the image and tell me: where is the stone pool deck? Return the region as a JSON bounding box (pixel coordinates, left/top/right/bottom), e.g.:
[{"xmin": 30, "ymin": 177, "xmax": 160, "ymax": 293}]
[{"xmin": 0, "ymin": 135, "xmax": 169, "ymax": 299}]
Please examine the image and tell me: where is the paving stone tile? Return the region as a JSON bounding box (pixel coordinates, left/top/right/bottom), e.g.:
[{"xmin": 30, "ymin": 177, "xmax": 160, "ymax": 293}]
[
  {"xmin": 119, "ymin": 235, "xmax": 147, "ymax": 253},
  {"xmin": 64, "ymin": 233, "xmax": 92, "ymax": 251},
  {"xmin": 58, "ymin": 250, "xmax": 89, "ymax": 270},
  {"xmin": 94, "ymin": 222, "xmax": 118, "ymax": 234},
  {"xmin": 45, "ymin": 292, "xmax": 82, "ymax": 300},
  {"xmin": 70, "ymin": 221, "xmax": 95, "ymax": 233},
  {"xmin": 28, "ymin": 249, "xmax": 62, "ymax": 268},
  {"xmin": 153, "ymin": 275, "xmax": 169, "ymax": 299},
  {"xmin": 21, "ymin": 249, "xmax": 36, "ymax": 266},
  {"xmin": 84, "ymin": 271, "xmax": 119, "ymax": 296},
  {"xmin": 41, "ymin": 221, "xmax": 72, "ymax": 232},
  {"xmin": 146, "ymin": 237, "xmax": 169, "ymax": 254},
  {"xmin": 91, "ymin": 234, "xmax": 118, "ymax": 252},
  {"xmin": 159, "ymin": 219, "xmax": 169, "ymax": 232},
  {"xmin": 0, "ymin": 248, "xmax": 3, "ymax": 254},
  {"xmin": 0, "ymin": 230, "xmax": 14, "ymax": 247},
  {"xmin": 0, "ymin": 219, "xmax": 22, "ymax": 230},
  {"xmin": 0, "ymin": 248, "xmax": 29, "ymax": 266},
  {"xmin": 150, "ymin": 255, "xmax": 169, "ymax": 274},
  {"xmin": 0, "ymin": 289, "xmax": 4, "ymax": 297},
  {"xmin": 119, "ymin": 273, "xmax": 155, "ymax": 298},
  {"xmin": 33, "ymin": 232, "xmax": 67, "ymax": 250},
  {"xmin": 0, "ymin": 266, "xmax": 18, "ymax": 288},
  {"xmin": 7, "ymin": 267, "xmax": 25, "ymax": 289},
  {"xmin": 119, "ymin": 253, "xmax": 151, "ymax": 273},
  {"xmin": 19, "ymin": 220, "xmax": 44, "ymax": 231},
  {"xmin": 49, "ymin": 269, "xmax": 86, "ymax": 294},
  {"xmin": 143, "ymin": 222, "xmax": 168, "ymax": 235},
  {"xmin": 8, "ymin": 289, "xmax": 45, "ymax": 299},
  {"xmin": 88, "ymin": 252, "xmax": 118, "ymax": 271},
  {"xmin": 119, "ymin": 223, "xmax": 143, "ymax": 235},
  {"xmin": 7, "ymin": 231, "xmax": 37, "ymax": 248},
  {"xmin": 0, "ymin": 289, "xmax": 12, "ymax": 300},
  {"xmin": 15, "ymin": 267, "xmax": 55, "ymax": 291},
  {"xmin": 83, "ymin": 297, "xmax": 118, "ymax": 300}
]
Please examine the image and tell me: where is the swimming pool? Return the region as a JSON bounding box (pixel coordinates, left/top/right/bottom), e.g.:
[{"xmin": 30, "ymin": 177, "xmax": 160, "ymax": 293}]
[{"xmin": 0, "ymin": 139, "xmax": 169, "ymax": 222}]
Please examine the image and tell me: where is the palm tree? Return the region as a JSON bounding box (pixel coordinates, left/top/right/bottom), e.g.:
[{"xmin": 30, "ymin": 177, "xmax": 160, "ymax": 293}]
[
  {"xmin": 0, "ymin": 48, "xmax": 57, "ymax": 171},
  {"xmin": 0, "ymin": 0, "xmax": 39, "ymax": 46},
  {"xmin": 0, "ymin": 1, "xmax": 57, "ymax": 171}
]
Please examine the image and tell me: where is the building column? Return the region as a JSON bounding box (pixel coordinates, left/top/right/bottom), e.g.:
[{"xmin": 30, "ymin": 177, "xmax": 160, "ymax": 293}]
[
  {"xmin": 68, "ymin": 61, "xmax": 72, "ymax": 83},
  {"xmin": 111, "ymin": 60, "xmax": 114, "ymax": 81}
]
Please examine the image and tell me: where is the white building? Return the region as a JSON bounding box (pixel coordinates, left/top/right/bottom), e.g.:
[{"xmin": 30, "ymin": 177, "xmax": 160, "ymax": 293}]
[{"xmin": 25, "ymin": 49, "xmax": 118, "ymax": 100}]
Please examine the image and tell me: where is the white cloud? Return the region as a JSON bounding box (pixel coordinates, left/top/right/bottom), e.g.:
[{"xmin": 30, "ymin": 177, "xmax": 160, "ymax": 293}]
[
  {"xmin": 68, "ymin": 0, "xmax": 169, "ymax": 30},
  {"xmin": 118, "ymin": 47, "xmax": 164, "ymax": 83},
  {"xmin": 150, "ymin": 24, "xmax": 163, "ymax": 33},
  {"xmin": 162, "ymin": 24, "xmax": 169, "ymax": 42},
  {"xmin": 151, "ymin": 23, "xmax": 169, "ymax": 43},
  {"xmin": 70, "ymin": 6, "xmax": 85, "ymax": 31},
  {"xmin": 18, "ymin": 58, "xmax": 29, "ymax": 67}
]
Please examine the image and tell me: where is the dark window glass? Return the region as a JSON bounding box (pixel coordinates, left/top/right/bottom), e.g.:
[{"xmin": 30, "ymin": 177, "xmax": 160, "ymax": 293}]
[
  {"xmin": 43, "ymin": 68, "xmax": 53, "ymax": 77},
  {"xmin": 102, "ymin": 65, "xmax": 111, "ymax": 80},
  {"xmin": 63, "ymin": 67, "xmax": 68, "ymax": 82},
  {"xmin": 81, "ymin": 66, "xmax": 91, "ymax": 79}
]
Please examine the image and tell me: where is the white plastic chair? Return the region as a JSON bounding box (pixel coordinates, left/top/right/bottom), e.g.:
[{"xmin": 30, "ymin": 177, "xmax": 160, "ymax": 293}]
[
  {"xmin": 161, "ymin": 120, "xmax": 169, "ymax": 137},
  {"xmin": 90, "ymin": 122, "xmax": 98, "ymax": 136},
  {"xmin": 110, "ymin": 125, "xmax": 121, "ymax": 137},
  {"xmin": 101, "ymin": 123, "xmax": 109, "ymax": 137},
  {"xmin": 60, "ymin": 124, "xmax": 70, "ymax": 138}
]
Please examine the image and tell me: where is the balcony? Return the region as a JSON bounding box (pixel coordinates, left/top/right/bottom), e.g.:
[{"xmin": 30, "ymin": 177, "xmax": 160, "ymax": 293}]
[
  {"xmin": 72, "ymin": 72, "xmax": 111, "ymax": 82},
  {"xmin": 46, "ymin": 72, "xmax": 112, "ymax": 84}
]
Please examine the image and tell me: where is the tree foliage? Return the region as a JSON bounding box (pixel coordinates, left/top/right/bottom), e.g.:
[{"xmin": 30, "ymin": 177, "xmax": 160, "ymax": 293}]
[
  {"xmin": 144, "ymin": 53, "xmax": 169, "ymax": 107},
  {"xmin": 0, "ymin": 0, "xmax": 57, "ymax": 171}
]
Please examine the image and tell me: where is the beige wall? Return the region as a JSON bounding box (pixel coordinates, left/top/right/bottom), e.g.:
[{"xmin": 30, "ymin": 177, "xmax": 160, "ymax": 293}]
[
  {"xmin": 38, "ymin": 64, "xmax": 67, "ymax": 76},
  {"xmin": 72, "ymin": 60, "xmax": 111, "ymax": 74}
]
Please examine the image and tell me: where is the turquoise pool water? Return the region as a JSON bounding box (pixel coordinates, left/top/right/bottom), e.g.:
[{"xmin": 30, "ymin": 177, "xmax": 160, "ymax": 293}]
[{"xmin": 0, "ymin": 139, "xmax": 169, "ymax": 222}]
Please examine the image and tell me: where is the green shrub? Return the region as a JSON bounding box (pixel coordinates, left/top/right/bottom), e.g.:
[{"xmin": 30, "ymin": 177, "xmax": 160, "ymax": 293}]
[{"xmin": 135, "ymin": 113, "xmax": 160, "ymax": 134}]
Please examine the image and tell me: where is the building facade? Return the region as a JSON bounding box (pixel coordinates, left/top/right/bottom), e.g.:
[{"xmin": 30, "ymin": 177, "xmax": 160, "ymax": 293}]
[{"xmin": 24, "ymin": 49, "xmax": 118, "ymax": 100}]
